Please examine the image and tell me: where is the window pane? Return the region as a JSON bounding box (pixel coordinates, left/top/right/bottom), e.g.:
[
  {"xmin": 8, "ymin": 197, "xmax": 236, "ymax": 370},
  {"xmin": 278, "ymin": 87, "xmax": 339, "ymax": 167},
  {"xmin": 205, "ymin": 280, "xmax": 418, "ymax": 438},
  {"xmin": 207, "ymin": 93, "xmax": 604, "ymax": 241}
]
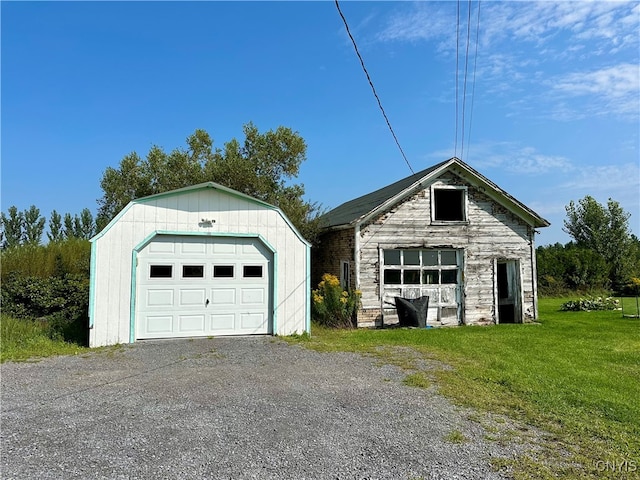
[
  {"xmin": 150, "ymin": 265, "xmax": 172, "ymax": 278},
  {"xmin": 441, "ymin": 251, "xmax": 457, "ymax": 265},
  {"xmin": 403, "ymin": 250, "xmax": 420, "ymax": 265},
  {"xmin": 423, "ymin": 270, "xmax": 439, "ymax": 284},
  {"xmin": 441, "ymin": 269, "xmax": 458, "ymax": 284},
  {"xmin": 434, "ymin": 189, "xmax": 465, "ymax": 221},
  {"xmin": 403, "ymin": 270, "xmax": 421, "ymax": 284},
  {"xmin": 214, "ymin": 265, "xmax": 234, "ymax": 278},
  {"xmin": 243, "ymin": 265, "xmax": 263, "ymax": 278},
  {"xmin": 384, "ymin": 270, "xmax": 401, "ymax": 284},
  {"xmin": 423, "ymin": 250, "xmax": 438, "ymax": 266},
  {"xmin": 182, "ymin": 265, "xmax": 204, "ymax": 278},
  {"xmin": 384, "ymin": 250, "xmax": 401, "ymax": 265}
]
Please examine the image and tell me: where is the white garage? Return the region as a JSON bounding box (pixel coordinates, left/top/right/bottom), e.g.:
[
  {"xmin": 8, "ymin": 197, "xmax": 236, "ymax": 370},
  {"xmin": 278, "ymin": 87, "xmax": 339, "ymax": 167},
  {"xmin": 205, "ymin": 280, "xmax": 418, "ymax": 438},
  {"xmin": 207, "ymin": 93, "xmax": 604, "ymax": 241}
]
[{"xmin": 89, "ymin": 182, "xmax": 310, "ymax": 347}]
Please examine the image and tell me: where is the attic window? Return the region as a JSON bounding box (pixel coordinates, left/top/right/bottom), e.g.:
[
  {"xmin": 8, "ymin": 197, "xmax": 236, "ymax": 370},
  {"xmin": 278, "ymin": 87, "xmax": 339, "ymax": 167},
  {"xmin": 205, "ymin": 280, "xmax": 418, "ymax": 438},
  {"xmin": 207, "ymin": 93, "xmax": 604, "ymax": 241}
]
[{"xmin": 433, "ymin": 188, "xmax": 466, "ymax": 222}]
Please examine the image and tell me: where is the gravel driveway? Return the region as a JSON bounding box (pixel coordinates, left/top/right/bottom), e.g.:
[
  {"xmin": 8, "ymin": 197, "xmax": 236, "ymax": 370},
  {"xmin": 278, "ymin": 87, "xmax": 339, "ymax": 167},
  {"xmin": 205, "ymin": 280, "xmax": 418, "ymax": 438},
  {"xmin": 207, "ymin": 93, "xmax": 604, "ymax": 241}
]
[{"xmin": 1, "ymin": 336, "xmax": 532, "ymax": 479}]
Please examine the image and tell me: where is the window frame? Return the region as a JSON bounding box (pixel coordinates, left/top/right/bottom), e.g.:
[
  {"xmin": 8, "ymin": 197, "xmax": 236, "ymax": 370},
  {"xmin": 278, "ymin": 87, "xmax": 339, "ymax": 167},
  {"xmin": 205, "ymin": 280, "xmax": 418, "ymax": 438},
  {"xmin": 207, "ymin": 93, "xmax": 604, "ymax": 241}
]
[
  {"xmin": 431, "ymin": 185, "xmax": 468, "ymax": 224},
  {"xmin": 381, "ymin": 249, "xmax": 460, "ymax": 289}
]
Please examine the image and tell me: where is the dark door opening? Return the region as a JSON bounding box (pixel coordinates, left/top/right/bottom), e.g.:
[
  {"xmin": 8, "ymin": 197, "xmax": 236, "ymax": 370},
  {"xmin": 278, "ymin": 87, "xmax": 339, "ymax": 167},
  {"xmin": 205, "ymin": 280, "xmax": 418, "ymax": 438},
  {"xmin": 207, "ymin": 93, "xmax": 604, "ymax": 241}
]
[{"xmin": 497, "ymin": 260, "xmax": 521, "ymax": 324}]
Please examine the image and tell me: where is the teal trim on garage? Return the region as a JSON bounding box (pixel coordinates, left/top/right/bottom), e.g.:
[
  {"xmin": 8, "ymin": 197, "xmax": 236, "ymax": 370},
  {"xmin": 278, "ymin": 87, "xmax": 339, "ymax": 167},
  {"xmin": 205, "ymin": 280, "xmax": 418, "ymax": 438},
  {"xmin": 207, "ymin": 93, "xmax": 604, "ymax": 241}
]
[
  {"xmin": 306, "ymin": 244, "xmax": 311, "ymax": 334},
  {"xmin": 129, "ymin": 231, "xmax": 278, "ymax": 343},
  {"xmin": 88, "ymin": 241, "xmax": 98, "ymax": 329}
]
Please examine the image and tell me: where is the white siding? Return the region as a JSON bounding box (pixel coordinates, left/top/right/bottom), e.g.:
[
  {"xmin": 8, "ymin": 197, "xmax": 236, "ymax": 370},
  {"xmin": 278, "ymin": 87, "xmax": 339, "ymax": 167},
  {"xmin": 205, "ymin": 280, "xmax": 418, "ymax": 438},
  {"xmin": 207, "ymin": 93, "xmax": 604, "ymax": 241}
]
[
  {"xmin": 90, "ymin": 186, "xmax": 309, "ymax": 347},
  {"xmin": 357, "ymin": 173, "xmax": 536, "ymax": 327}
]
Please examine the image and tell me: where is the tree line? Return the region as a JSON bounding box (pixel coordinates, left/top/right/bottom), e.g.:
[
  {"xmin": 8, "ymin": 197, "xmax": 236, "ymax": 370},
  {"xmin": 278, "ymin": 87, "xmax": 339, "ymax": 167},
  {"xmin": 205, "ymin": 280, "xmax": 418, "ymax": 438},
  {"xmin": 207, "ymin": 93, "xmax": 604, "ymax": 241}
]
[
  {"xmin": 537, "ymin": 196, "xmax": 640, "ymax": 295},
  {"xmin": 0, "ymin": 206, "xmax": 96, "ymax": 248},
  {"xmin": 2, "ymin": 123, "xmax": 638, "ymax": 297}
]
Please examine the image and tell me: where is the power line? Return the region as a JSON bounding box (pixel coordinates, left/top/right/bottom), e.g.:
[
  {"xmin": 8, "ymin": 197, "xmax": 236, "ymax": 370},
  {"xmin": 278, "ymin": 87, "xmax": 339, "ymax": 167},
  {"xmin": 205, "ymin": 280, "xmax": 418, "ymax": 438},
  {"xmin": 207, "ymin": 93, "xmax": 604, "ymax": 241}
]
[
  {"xmin": 454, "ymin": 0, "xmax": 460, "ymax": 159},
  {"xmin": 465, "ymin": 0, "xmax": 482, "ymax": 162},
  {"xmin": 460, "ymin": 0, "xmax": 473, "ymax": 160},
  {"xmin": 334, "ymin": 0, "xmax": 415, "ymax": 175}
]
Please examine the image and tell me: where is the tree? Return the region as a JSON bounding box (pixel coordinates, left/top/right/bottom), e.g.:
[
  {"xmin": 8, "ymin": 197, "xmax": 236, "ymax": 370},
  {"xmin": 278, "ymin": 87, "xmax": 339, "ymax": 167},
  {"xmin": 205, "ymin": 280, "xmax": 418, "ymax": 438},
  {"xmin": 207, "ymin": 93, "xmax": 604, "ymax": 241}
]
[
  {"xmin": 564, "ymin": 196, "xmax": 633, "ymax": 289},
  {"xmin": 48, "ymin": 210, "xmax": 64, "ymax": 243},
  {"xmin": 78, "ymin": 209, "xmax": 95, "ymax": 239},
  {"xmin": 1, "ymin": 206, "xmax": 25, "ymax": 249},
  {"xmin": 97, "ymin": 123, "xmax": 323, "ymax": 242},
  {"xmin": 23, "ymin": 205, "xmax": 46, "ymax": 246}
]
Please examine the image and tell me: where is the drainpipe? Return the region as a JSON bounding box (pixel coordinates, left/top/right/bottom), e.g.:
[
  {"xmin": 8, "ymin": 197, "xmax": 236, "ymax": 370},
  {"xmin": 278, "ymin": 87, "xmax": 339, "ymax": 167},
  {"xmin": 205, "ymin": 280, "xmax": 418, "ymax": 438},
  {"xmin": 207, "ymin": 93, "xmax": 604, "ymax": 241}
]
[{"xmin": 530, "ymin": 227, "xmax": 538, "ymax": 320}]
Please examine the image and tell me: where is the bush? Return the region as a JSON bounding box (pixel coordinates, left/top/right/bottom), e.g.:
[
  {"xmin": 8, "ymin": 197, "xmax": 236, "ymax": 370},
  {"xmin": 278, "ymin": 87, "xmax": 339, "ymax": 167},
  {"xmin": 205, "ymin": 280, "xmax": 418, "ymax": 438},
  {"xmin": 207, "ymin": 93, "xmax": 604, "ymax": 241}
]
[
  {"xmin": 0, "ymin": 238, "xmax": 90, "ymax": 281},
  {"xmin": 312, "ymin": 274, "xmax": 361, "ymax": 328},
  {"xmin": 560, "ymin": 296, "xmax": 620, "ymax": 312},
  {"xmin": 0, "ymin": 273, "xmax": 89, "ymax": 345}
]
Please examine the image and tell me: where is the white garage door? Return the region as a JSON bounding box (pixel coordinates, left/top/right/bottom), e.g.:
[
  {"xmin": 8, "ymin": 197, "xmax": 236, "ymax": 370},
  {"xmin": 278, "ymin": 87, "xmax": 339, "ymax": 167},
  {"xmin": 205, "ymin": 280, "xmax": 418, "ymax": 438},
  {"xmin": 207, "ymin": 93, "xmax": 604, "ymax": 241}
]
[{"xmin": 136, "ymin": 235, "xmax": 272, "ymax": 339}]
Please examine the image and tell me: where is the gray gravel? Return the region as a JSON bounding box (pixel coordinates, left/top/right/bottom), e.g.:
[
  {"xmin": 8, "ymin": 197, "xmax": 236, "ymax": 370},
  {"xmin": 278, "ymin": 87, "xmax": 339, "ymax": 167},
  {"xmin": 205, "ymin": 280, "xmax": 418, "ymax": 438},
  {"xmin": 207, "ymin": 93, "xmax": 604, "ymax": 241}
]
[{"xmin": 1, "ymin": 336, "xmax": 536, "ymax": 479}]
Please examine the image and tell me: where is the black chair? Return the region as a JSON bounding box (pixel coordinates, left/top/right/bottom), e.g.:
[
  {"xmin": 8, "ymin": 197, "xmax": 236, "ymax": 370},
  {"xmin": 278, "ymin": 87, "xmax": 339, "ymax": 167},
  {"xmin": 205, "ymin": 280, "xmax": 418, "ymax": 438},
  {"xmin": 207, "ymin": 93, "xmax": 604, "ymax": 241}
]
[{"xmin": 394, "ymin": 296, "xmax": 429, "ymax": 328}]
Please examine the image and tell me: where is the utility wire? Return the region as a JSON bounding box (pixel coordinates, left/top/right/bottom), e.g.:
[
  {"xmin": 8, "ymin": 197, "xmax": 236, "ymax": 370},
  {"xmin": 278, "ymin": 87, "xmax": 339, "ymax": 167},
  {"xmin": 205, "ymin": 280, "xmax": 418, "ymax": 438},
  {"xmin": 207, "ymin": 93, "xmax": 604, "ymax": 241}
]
[
  {"xmin": 454, "ymin": 0, "xmax": 460, "ymax": 159},
  {"xmin": 465, "ymin": 0, "xmax": 482, "ymax": 162},
  {"xmin": 335, "ymin": 0, "xmax": 415, "ymax": 175},
  {"xmin": 460, "ymin": 0, "xmax": 473, "ymax": 160}
]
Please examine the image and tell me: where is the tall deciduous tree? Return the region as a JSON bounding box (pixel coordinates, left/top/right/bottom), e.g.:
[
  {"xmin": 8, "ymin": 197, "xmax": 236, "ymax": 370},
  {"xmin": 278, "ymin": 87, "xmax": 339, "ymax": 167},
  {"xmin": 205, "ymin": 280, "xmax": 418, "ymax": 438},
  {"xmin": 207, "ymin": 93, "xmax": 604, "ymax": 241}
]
[
  {"xmin": 48, "ymin": 210, "xmax": 64, "ymax": 243},
  {"xmin": 1, "ymin": 206, "xmax": 25, "ymax": 249},
  {"xmin": 23, "ymin": 205, "xmax": 45, "ymax": 246},
  {"xmin": 564, "ymin": 196, "xmax": 633, "ymax": 289},
  {"xmin": 97, "ymin": 123, "xmax": 322, "ymax": 242}
]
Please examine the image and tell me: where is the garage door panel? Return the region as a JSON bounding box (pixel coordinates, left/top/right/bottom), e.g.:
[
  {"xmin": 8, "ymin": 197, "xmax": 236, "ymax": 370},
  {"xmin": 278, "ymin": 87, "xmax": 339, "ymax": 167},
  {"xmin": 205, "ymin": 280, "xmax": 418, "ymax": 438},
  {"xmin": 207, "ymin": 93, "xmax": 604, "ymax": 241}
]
[
  {"xmin": 211, "ymin": 288, "xmax": 236, "ymax": 304},
  {"xmin": 179, "ymin": 289, "xmax": 206, "ymax": 306},
  {"xmin": 137, "ymin": 235, "xmax": 271, "ymax": 339},
  {"xmin": 241, "ymin": 288, "xmax": 265, "ymax": 304},
  {"xmin": 148, "ymin": 242, "xmax": 175, "ymax": 254},
  {"xmin": 212, "ymin": 242, "xmax": 236, "ymax": 254},
  {"xmin": 241, "ymin": 312, "xmax": 267, "ymax": 330},
  {"xmin": 146, "ymin": 290, "xmax": 174, "ymax": 307},
  {"xmin": 210, "ymin": 313, "xmax": 235, "ymax": 331},
  {"xmin": 145, "ymin": 315, "xmax": 174, "ymax": 333},
  {"xmin": 180, "ymin": 242, "xmax": 206, "ymax": 254},
  {"xmin": 178, "ymin": 315, "xmax": 205, "ymax": 332}
]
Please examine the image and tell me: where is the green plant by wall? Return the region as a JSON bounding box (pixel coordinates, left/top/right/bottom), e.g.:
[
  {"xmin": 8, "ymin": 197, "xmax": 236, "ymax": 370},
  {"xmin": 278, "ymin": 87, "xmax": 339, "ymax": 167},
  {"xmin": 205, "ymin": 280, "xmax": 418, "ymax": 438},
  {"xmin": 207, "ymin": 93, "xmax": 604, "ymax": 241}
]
[{"xmin": 312, "ymin": 273, "xmax": 361, "ymax": 328}]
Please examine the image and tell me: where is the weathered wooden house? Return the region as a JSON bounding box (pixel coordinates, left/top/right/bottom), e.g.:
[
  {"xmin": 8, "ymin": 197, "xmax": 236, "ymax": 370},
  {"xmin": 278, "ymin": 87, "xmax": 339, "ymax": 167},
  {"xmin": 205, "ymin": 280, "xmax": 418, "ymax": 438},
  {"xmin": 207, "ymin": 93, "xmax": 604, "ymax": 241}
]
[{"xmin": 312, "ymin": 157, "xmax": 550, "ymax": 327}]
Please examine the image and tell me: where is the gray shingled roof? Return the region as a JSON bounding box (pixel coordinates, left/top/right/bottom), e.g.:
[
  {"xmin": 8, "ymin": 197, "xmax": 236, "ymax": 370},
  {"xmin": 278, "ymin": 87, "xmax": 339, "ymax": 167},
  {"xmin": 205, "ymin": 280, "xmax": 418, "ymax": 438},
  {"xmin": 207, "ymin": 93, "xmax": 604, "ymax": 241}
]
[
  {"xmin": 320, "ymin": 159, "xmax": 450, "ymax": 228},
  {"xmin": 320, "ymin": 157, "xmax": 550, "ymax": 229}
]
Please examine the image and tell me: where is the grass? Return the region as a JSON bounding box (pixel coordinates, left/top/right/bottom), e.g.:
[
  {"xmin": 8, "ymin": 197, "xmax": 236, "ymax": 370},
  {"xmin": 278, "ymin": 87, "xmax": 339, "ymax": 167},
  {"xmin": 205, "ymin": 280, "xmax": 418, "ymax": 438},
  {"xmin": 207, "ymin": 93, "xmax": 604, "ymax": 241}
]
[
  {"xmin": 1, "ymin": 314, "xmax": 88, "ymax": 363},
  {"xmin": 287, "ymin": 298, "xmax": 640, "ymax": 479},
  {"xmin": 620, "ymin": 296, "xmax": 640, "ymax": 318}
]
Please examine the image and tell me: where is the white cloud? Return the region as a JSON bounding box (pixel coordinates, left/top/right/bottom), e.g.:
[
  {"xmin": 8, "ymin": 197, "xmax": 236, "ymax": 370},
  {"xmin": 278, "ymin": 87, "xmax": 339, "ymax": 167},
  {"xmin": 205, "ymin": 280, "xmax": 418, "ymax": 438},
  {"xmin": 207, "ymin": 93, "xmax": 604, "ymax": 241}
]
[
  {"xmin": 559, "ymin": 162, "xmax": 640, "ymax": 192},
  {"xmin": 548, "ymin": 63, "xmax": 640, "ymax": 119},
  {"xmin": 428, "ymin": 141, "xmax": 574, "ymax": 175}
]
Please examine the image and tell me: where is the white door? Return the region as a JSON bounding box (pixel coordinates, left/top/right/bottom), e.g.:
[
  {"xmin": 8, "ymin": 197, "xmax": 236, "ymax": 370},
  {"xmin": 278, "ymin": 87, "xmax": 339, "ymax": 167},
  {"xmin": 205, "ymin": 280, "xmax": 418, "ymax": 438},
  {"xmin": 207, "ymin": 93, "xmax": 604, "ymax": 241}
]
[{"xmin": 136, "ymin": 235, "xmax": 272, "ymax": 339}]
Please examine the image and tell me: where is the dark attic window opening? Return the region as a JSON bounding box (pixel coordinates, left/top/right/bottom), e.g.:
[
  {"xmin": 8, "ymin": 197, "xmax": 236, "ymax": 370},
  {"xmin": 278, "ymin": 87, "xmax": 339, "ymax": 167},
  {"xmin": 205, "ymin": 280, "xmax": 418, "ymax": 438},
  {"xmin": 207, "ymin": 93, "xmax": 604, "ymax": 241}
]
[{"xmin": 434, "ymin": 189, "xmax": 465, "ymax": 221}]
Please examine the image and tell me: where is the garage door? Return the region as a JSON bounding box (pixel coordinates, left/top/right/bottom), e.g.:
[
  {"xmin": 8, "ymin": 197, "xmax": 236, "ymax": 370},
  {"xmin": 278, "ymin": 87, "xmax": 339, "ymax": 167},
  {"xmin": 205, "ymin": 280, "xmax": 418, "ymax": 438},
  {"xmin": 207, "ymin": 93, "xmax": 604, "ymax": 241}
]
[{"xmin": 136, "ymin": 235, "xmax": 272, "ymax": 339}]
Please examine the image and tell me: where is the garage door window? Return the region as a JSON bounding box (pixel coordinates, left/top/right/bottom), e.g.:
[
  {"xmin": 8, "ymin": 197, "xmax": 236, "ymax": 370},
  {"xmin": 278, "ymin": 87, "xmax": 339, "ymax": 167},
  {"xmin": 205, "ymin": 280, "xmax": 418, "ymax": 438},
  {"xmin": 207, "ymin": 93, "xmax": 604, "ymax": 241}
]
[
  {"xmin": 214, "ymin": 265, "xmax": 234, "ymax": 278},
  {"xmin": 243, "ymin": 265, "xmax": 263, "ymax": 278},
  {"xmin": 150, "ymin": 265, "xmax": 173, "ymax": 278},
  {"xmin": 182, "ymin": 265, "xmax": 204, "ymax": 278}
]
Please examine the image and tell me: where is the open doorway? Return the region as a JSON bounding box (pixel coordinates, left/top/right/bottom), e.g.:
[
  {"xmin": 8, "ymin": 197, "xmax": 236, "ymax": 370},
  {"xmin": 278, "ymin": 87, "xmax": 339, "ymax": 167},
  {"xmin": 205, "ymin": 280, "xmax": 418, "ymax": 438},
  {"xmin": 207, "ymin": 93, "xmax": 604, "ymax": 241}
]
[{"xmin": 497, "ymin": 260, "xmax": 522, "ymax": 323}]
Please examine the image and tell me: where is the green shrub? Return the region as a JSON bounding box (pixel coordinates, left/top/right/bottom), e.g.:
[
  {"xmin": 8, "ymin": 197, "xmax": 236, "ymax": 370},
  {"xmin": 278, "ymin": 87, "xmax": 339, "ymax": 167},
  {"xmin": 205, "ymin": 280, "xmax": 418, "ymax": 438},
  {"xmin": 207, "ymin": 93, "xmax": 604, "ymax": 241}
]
[
  {"xmin": 1, "ymin": 273, "xmax": 89, "ymax": 345},
  {"xmin": 560, "ymin": 296, "xmax": 620, "ymax": 312},
  {"xmin": 312, "ymin": 273, "xmax": 361, "ymax": 328},
  {"xmin": 0, "ymin": 238, "xmax": 90, "ymax": 281}
]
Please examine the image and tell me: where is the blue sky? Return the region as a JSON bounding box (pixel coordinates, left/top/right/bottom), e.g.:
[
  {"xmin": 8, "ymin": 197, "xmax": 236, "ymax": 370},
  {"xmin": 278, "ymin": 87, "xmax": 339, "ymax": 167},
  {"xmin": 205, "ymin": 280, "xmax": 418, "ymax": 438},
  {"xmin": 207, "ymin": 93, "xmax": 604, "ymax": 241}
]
[{"xmin": 2, "ymin": 1, "xmax": 639, "ymax": 246}]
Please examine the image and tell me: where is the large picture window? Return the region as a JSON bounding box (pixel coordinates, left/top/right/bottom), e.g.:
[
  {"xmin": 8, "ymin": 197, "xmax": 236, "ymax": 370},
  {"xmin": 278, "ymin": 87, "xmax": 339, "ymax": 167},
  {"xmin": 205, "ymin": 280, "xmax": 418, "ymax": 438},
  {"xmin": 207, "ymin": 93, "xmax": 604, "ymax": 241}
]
[{"xmin": 383, "ymin": 249, "xmax": 459, "ymax": 286}]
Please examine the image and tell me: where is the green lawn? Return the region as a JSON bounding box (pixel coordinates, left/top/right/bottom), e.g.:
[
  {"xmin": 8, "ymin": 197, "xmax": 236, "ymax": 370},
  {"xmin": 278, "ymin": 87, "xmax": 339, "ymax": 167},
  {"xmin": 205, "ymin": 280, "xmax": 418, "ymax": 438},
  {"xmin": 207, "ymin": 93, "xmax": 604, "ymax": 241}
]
[
  {"xmin": 289, "ymin": 298, "xmax": 640, "ymax": 479},
  {"xmin": 0, "ymin": 314, "xmax": 88, "ymax": 362}
]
